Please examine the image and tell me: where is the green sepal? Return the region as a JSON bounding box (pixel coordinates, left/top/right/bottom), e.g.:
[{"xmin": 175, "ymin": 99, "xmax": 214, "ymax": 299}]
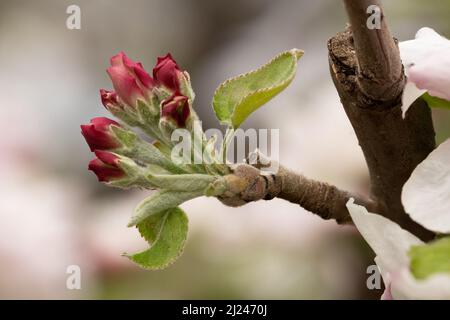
[
  {"xmin": 104, "ymin": 99, "xmax": 141, "ymax": 127},
  {"xmin": 111, "ymin": 126, "xmax": 187, "ymax": 174},
  {"xmin": 110, "ymin": 125, "xmax": 138, "ymax": 147},
  {"xmin": 179, "ymin": 71, "xmax": 196, "ymax": 103},
  {"xmin": 104, "ymin": 155, "xmax": 142, "ymax": 189},
  {"xmin": 136, "ymin": 141, "xmax": 186, "ymax": 174},
  {"xmin": 136, "ymin": 98, "xmax": 158, "ymax": 122}
]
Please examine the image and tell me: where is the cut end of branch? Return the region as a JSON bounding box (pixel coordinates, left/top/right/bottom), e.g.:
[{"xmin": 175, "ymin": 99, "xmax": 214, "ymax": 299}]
[{"xmin": 328, "ymin": 27, "xmax": 405, "ymax": 109}]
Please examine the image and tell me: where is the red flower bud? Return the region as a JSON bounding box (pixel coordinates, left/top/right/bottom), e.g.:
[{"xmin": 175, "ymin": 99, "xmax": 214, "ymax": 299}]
[
  {"xmin": 161, "ymin": 93, "xmax": 190, "ymax": 128},
  {"xmin": 153, "ymin": 53, "xmax": 183, "ymax": 92},
  {"xmin": 81, "ymin": 117, "xmax": 121, "ymax": 151},
  {"xmin": 88, "ymin": 150, "xmax": 125, "ymax": 182},
  {"xmin": 107, "ymin": 52, "xmax": 155, "ymax": 108},
  {"xmin": 100, "ymin": 89, "xmax": 119, "ymax": 109}
]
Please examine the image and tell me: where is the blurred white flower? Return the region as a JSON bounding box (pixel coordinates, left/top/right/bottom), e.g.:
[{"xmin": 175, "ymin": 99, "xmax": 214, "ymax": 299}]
[
  {"xmin": 402, "ymin": 139, "xmax": 450, "ymax": 234},
  {"xmin": 347, "ymin": 199, "xmax": 450, "ymax": 300},
  {"xmin": 346, "ymin": 138, "xmax": 450, "ymax": 299},
  {"xmin": 399, "ymin": 27, "xmax": 450, "ymax": 116}
]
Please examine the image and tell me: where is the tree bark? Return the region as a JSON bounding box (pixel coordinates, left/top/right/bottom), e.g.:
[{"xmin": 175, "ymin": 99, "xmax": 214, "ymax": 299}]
[{"xmin": 328, "ymin": 0, "xmax": 436, "ymax": 240}]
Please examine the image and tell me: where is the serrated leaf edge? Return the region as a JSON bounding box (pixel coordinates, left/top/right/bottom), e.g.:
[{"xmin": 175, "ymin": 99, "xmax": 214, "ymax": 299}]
[
  {"xmin": 123, "ymin": 208, "xmax": 189, "ymax": 270},
  {"xmin": 212, "ymin": 48, "xmax": 304, "ymax": 126}
]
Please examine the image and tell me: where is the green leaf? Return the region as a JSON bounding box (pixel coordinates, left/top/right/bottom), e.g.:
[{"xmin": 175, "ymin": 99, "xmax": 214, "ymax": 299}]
[
  {"xmin": 409, "ymin": 237, "xmax": 450, "ymax": 280},
  {"xmin": 128, "ymin": 190, "xmax": 203, "ymax": 227},
  {"xmin": 212, "ymin": 49, "xmax": 303, "ymax": 128},
  {"xmin": 125, "ymin": 207, "xmax": 188, "ymax": 270},
  {"xmin": 145, "ymin": 173, "xmax": 216, "ymax": 191},
  {"xmin": 422, "ymin": 92, "xmax": 450, "ymax": 110}
]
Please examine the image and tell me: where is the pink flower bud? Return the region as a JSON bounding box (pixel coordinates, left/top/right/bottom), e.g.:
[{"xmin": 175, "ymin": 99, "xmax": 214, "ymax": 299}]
[
  {"xmin": 88, "ymin": 150, "xmax": 125, "ymax": 182},
  {"xmin": 81, "ymin": 117, "xmax": 121, "ymax": 151},
  {"xmin": 161, "ymin": 93, "xmax": 190, "ymax": 128},
  {"xmin": 107, "ymin": 52, "xmax": 155, "ymax": 108},
  {"xmin": 153, "ymin": 53, "xmax": 183, "ymax": 92},
  {"xmin": 100, "ymin": 89, "xmax": 119, "ymax": 109}
]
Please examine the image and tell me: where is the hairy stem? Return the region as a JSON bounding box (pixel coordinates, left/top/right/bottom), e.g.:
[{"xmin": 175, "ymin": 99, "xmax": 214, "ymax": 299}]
[{"xmin": 218, "ymin": 164, "xmax": 375, "ymax": 224}]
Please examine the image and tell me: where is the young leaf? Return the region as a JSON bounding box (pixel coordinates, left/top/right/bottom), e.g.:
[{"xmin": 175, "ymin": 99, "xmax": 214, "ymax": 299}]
[
  {"xmin": 125, "ymin": 207, "xmax": 188, "ymax": 270},
  {"xmin": 409, "ymin": 237, "xmax": 450, "ymax": 280},
  {"xmin": 128, "ymin": 190, "xmax": 203, "ymax": 227},
  {"xmin": 422, "ymin": 92, "xmax": 450, "ymax": 110},
  {"xmin": 212, "ymin": 49, "xmax": 303, "ymax": 128}
]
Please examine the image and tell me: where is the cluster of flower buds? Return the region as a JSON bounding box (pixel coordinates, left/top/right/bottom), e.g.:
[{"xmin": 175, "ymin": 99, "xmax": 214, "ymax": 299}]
[
  {"xmin": 83, "ymin": 50, "xmax": 235, "ymax": 202},
  {"xmin": 81, "ymin": 115, "xmax": 194, "ymax": 185},
  {"xmin": 81, "ymin": 117, "xmax": 124, "ymax": 182},
  {"xmin": 100, "ymin": 52, "xmax": 196, "ymax": 142},
  {"xmin": 82, "ymin": 52, "xmax": 218, "ymax": 185},
  {"xmin": 81, "ymin": 117, "xmax": 145, "ymax": 185}
]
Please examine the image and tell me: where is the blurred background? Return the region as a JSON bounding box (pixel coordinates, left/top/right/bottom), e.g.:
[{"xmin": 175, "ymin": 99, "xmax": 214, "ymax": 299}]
[{"xmin": 0, "ymin": 0, "xmax": 449, "ymax": 299}]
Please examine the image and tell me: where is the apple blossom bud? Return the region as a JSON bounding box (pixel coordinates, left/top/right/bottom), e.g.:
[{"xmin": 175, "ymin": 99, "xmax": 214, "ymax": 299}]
[
  {"xmin": 88, "ymin": 150, "xmax": 125, "ymax": 182},
  {"xmin": 100, "ymin": 89, "xmax": 120, "ymax": 109},
  {"xmin": 107, "ymin": 52, "xmax": 155, "ymax": 108},
  {"xmin": 81, "ymin": 117, "xmax": 121, "ymax": 151},
  {"xmin": 153, "ymin": 53, "xmax": 184, "ymax": 92},
  {"xmin": 160, "ymin": 93, "xmax": 191, "ymax": 128}
]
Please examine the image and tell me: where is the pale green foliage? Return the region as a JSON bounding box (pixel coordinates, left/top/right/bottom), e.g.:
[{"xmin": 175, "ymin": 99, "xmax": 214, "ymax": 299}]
[
  {"xmin": 409, "ymin": 237, "xmax": 450, "ymax": 280},
  {"xmin": 128, "ymin": 190, "xmax": 204, "ymax": 227},
  {"xmin": 213, "ymin": 49, "xmax": 303, "ymax": 128},
  {"xmin": 145, "ymin": 173, "xmax": 216, "ymax": 191},
  {"xmin": 422, "ymin": 92, "xmax": 450, "ymax": 110},
  {"xmin": 125, "ymin": 207, "xmax": 188, "ymax": 270}
]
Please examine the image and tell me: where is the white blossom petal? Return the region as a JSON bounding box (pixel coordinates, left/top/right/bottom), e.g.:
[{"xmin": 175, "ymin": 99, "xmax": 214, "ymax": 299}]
[
  {"xmin": 408, "ymin": 49, "xmax": 450, "ymax": 101},
  {"xmin": 402, "ymin": 139, "xmax": 450, "ymax": 233},
  {"xmin": 399, "ymin": 27, "xmax": 450, "ymax": 76},
  {"xmin": 390, "ymin": 268, "xmax": 450, "ymax": 300},
  {"xmin": 399, "ymin": 27, "xmax": 450, "ymax": 115},
  {"xmin": 380, "ymin": 282, "xmax": 393, "ymax": 300},
  {"xmin": 346, "ymin": 199, "xmax": 423, "ymax": 275},
  {"xmin": 401, "ymin": 82, "xmax": 426, "ymax": 119}
]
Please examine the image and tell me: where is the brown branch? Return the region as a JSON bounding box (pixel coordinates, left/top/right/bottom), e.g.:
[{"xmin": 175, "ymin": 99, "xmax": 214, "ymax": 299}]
[
  {"xmin": 217, "ymin": 0, "xmax": 436, "ymax": 241},
  {"xmin": 342, "ymin": 0, "xmax": 403, "ymax": 101},
  {"xmin": 329, "ymin": 1, "xmax": 436, "ymax": 240},
  {"xmin": 217, "ymin": 164, "xmax": 375, "ymax": 225}
]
